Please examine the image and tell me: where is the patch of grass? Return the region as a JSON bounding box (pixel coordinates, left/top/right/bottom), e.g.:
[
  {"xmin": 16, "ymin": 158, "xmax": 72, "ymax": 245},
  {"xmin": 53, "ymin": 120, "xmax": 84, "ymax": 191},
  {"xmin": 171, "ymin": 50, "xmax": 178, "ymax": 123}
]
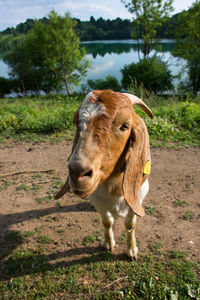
[
  {"xmin": 167, "ymin": 249, "xmax": 185, "ymax": 259},
  {"xmin": 145, "ymin": 206, "xmax": 157, "ymax": 215},
  {"xmin": 149, "ymin": 242, "xmax": 162, "ymax": 255},
  {"xmin": 0, "ymin": 180, "xmax": 13, "ymax": 191},
  {"xmin": 32, "ymin": 184, "xmax": 41, "ymax": 191},
  {"xmin": 35, "ymin": 191, "xmax": 54, "ymax": 204},
  {"xmin": 17, "ymin": 183, "xmax": 30, "ymax": 191},
  {"xmin": 57, "ymin": 228, "xmax": 66, "ymax": 234},
  {"xmin": 83, "ymin": 231, "xmax": 103, "ymax": 246},
  {"xmin": 0, "ymin": 247, "xmax": 199, "ymax": 299},
  {"xmin": 183, "ymin": 210, "xmax": 194, "ymax": 220},
  {"xmin": 173, "ymin": 199, "xmax": 187, "ymax": 207},
  {"xmin": 0, "ymin": 95, "xmax": 199, "ymax": 146},
  {"xmin": 37, "ymin": 235, "xmax": 52, "ymax": 244},
  {"xmin": 22, "ymin": 230, "xmax": 38, "ymax": 239},
  {"xmin": 4, "ymin": 230, "xmax": 22, "ymax": 242},
  {"xmin": 32, "ymin": 173, "xmax": 43, "ymax": 179}
]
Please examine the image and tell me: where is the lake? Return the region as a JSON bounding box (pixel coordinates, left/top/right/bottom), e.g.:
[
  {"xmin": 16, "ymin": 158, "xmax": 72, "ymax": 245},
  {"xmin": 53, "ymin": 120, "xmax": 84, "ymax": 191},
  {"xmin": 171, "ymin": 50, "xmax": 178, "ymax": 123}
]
[{"xmin": 0, "ymin": 39, "xmax": 187, "ymax": 89}]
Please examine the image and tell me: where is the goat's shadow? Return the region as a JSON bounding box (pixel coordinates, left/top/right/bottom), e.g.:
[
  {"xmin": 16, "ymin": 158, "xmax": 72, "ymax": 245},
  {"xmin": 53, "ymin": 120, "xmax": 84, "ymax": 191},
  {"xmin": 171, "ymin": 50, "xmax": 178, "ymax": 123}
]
[{"xmin": 0, "ymin": 200, "xmax": 127, "ymax": 281}]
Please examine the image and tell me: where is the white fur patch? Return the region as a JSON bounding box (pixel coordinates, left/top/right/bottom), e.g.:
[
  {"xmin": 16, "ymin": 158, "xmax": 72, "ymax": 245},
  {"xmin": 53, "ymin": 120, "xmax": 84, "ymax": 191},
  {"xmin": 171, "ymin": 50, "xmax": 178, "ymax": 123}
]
[
  {"xmin": 90, "ymin": 179, "xmax": 149, "ymax": 219},
  {"xmin": 139, "ymin": 179, "xmax": 149, "ymax": 204},
  {"xmin": 79, "ymin": 92, "xmax": 107, "ymax": 132}
]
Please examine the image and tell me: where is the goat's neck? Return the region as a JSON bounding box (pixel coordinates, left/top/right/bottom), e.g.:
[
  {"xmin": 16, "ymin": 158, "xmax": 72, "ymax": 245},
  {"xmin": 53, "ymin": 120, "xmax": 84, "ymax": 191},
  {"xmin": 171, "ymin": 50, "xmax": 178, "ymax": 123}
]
[{"xmin": 103, "ymin": 170, "xmax": 124, "ymax": 197}]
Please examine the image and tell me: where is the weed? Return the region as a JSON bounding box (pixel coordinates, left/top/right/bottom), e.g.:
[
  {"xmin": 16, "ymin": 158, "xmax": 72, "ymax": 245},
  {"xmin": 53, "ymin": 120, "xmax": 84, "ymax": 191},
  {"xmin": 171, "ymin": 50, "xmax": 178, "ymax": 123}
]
[
  {"xmin": 145, "ymin": 206, "xmax": 157, "ymax": 215},
  {"xmin": 83, "ymin": 231, "xmax": 103, "ymax": 246},
  {"xmin": 57, "ymin": 228, "xmax": 66, "ymax": 234},
  {"xmin": 38, "ymin": 235, "xmax": 52, "ymax": 244},
  {"xmin": 32, "ymin": 184, "xmax": 41, "ymax": 191},
  {"xmin": 32, "ymin": 173, "xmax": 43, "ymax": 179},
  {"xmin": 35, "ymin": 191, "xmax": 54, "ymax": 204},
  {"xmin": 173, "ymin": 199, "xmax": 187, "ymax": 207},
  {"xmin": 183, "ymin": 210, "xmax": 194, "ymax": 220},
  {"xmin": 17, "ymin": 183, "xmax": 30, "ymax": 191},
  {"xmin": 167, "ymin": 249, "xmax": 185, "ymax": 259},
  {"xmin": 149, "ymin": 242, "xmax": 162, "ymax": 255},
  {"xmin": 0, "ymin": 180, "xmax": 13, "ymax": 191}
]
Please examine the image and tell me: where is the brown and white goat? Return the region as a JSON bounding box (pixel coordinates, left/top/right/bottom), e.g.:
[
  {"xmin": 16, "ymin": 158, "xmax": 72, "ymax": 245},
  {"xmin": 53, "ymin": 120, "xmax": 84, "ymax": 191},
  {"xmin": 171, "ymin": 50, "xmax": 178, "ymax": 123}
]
[{"xmin": 55, "ymin": 90, "xmax": 153, "ymax": 259}]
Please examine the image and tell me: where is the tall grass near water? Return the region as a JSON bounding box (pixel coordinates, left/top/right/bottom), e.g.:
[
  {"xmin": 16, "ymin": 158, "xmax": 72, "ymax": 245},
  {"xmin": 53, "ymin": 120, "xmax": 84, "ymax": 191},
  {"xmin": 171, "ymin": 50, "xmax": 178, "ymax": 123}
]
[{"xmin": 0, "ymin": 93, "xmax": 199, "ymax": 146}]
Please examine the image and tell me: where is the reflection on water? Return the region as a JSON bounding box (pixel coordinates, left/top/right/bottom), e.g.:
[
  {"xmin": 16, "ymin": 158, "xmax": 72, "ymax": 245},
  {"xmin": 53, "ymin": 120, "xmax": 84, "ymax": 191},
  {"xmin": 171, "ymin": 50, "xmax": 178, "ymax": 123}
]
[
  {"xmin": 0, "ymin": 40, "xmax": 185, "ymax": 88},
  {"xmin": 0, "ymin": 59, "xmax": 9, "ymax": 78},
  {"xmin": 82, "ymin": 39, "xmax": 176, "ymax": 58},
  {"xmin": 81, "ymin": 40, "xmax": 185, "ymax": 86}
]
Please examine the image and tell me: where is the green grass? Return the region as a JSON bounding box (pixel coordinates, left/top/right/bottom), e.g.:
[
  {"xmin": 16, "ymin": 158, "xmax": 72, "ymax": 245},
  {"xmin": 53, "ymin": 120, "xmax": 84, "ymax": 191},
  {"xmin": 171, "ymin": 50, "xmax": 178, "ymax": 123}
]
[
  {"xmin": 0, "ymin": 94, "xmax": 200, "ymax": 146},
  {"xmin": 183, "ymin": 210, "xmax": 194, "ymax": 220},
  {"xmin": 0, "ymin": 244, "xmax": 199, "ymax": 299}
]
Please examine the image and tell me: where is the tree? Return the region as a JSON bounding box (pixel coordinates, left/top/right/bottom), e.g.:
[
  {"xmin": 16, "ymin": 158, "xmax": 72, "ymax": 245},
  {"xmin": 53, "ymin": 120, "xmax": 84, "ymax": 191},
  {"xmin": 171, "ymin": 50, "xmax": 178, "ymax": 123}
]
[
  {"xmin": 121, "ymin": 56, "xmax": 173, "ymax": 93},
  {"xmin": 121, "ymin": 0, "xmax": 174, "ymax": 59},
  {"xmin": 174, "ymin": 1, "xmax": 200, "ymax": 95},
  {"xmin": 40, "ymin": 11, "xmax": 90, "ymax": 94},
  {"xmin": 4, "ymin": 10, "xmax": 89, "ymax": 94},
  {"xmin": 87, "ymin": 76, "xmax": 122, "ymax": 91}
]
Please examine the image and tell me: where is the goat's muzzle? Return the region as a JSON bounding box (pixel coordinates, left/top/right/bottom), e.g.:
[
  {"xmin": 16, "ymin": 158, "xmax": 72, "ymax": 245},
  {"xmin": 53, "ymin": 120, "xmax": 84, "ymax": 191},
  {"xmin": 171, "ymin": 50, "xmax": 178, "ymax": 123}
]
[{"xmin": 68, "ymin": 159, "xmax": 100, "ymax": 197}]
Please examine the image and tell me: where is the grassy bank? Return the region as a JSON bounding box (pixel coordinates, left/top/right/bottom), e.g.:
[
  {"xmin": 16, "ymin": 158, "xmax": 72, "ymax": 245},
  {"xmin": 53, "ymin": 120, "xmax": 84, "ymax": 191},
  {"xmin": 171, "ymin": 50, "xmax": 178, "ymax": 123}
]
[{"xmin": 0, "ymin": 94, "xmax": 199, "ymax": 146}]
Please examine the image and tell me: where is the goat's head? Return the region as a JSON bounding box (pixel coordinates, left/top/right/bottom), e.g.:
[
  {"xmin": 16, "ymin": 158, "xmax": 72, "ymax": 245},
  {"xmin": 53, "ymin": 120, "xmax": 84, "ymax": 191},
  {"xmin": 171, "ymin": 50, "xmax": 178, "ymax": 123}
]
[{"xmin": 55, "ymin": 90, "xmax": 153, "ymax": 216}]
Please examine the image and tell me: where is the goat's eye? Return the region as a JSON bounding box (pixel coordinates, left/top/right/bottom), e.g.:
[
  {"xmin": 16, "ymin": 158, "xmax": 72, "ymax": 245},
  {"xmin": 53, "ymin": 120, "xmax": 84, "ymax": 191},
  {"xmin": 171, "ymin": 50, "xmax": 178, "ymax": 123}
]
[{"xmin": 119, "ymin": 123, "xmax": 129, "ymax": 131}]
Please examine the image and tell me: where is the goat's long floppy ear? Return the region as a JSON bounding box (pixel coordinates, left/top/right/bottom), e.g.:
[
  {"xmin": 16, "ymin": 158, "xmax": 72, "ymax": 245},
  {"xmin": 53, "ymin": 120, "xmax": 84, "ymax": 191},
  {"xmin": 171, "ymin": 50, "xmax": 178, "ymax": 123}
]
[
  {"xmin": 123, "ymin": 93, "xmax": 153, "ymax": 119},
  {"xmin": 123, "ymin": 114, "xmax": 151, "ymax": 217},
  {"xmin": 54, "ymin": 109, "xmax": 80, "ymax": 200}
]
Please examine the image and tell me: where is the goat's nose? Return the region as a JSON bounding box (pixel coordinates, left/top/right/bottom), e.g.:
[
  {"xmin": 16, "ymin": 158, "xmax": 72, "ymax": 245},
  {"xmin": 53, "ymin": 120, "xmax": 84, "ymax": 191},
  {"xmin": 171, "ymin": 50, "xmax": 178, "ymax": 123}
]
[{"xmin": 68, "ymin": 162, "xmax": 93, "ymax": 182}]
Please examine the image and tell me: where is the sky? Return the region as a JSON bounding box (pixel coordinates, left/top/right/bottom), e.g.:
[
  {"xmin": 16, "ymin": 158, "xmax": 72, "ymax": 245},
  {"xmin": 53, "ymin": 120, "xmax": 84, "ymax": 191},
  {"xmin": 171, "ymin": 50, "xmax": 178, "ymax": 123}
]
[{"xmin": 0, "ymin": 0, "xmax": 194, "ymax": 31}]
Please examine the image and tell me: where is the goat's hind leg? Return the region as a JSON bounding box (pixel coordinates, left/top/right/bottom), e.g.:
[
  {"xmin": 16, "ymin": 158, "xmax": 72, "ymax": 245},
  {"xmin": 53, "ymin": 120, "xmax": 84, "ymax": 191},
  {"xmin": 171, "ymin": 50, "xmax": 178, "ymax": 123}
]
[
  {"xmin": 102, "ymin": 213, "xmax": 116, "ymax": 252},
  {"xmin": 124, "ymin": 212, "xmax": 138, "ymax": 260}
]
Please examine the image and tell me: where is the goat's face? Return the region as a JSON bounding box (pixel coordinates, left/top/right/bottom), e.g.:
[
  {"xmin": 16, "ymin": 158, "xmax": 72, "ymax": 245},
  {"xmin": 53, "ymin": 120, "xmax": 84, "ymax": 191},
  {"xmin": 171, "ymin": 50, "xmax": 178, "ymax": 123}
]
[{"xmin": 68, "ymin": 90, "xmax": 135, "ymax": 197}]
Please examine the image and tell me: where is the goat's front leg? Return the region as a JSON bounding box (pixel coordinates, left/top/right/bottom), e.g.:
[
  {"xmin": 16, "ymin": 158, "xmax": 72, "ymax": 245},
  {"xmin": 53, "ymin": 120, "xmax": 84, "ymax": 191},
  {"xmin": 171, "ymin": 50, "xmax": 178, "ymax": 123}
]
[
  {"xmin": 102, "ymin": 214, "xmax": 115, "ymax": 252},
  {"xmin": 124, "ymin": 212, "xmax": 138, "ymax": 260}
]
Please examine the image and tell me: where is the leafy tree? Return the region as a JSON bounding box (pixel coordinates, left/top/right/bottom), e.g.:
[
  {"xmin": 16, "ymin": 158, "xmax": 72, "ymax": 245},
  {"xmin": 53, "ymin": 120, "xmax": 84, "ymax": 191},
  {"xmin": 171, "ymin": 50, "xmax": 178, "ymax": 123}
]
[
  {"xmin": 121, "ymin": 56, "xmax": 173, "ymax": 93},
  {"xmin": 4, "ymin": 10, "xmax": 89, "ymax": 94},
  {"xmin": 0, "ymin": 77, "xmax": 18, "ymax": 97},
  {"xmin": 4, "ymin": 29, "xmax": 61, "ymax": 94},
  {"xmin": 174, "ymin": 1, "xmax": 200, "ymax": 95},
  {"xmin": 0, "ymin": 34, "xmax": 25, "ymax": 53},
  {"xmin": 87, "ymin": 76, "xmax": 122, "ymax": 91},
  {"xmin": 121, "ymin": 0, "xmax": 174, "ymax": 59},
  {"xmin": 39, "ymin": 10, "xmax": 90, "ymax": 94}
]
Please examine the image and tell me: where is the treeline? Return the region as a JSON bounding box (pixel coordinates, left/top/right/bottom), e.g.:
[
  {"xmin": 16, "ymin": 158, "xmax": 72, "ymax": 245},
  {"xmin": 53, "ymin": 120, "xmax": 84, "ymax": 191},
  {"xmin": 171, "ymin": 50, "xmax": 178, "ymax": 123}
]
[{"xmin": 0, "ymin": 13, "xmax": 179, "ymax": 44}]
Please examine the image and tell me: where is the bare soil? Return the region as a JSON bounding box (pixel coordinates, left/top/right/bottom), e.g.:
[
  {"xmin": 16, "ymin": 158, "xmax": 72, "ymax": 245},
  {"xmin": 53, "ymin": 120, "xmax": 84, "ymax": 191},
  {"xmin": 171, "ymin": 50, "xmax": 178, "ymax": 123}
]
[{"xmin": 0, "ymin": 141, "xmax": 199, "ymax": 265}]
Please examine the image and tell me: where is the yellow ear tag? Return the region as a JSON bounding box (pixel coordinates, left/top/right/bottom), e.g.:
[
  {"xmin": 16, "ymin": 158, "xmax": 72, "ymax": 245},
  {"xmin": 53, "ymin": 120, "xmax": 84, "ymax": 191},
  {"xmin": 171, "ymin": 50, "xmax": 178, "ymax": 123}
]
[{"xmin": 144, "ymin": 161, "xmax": 151, "ymax": 175}]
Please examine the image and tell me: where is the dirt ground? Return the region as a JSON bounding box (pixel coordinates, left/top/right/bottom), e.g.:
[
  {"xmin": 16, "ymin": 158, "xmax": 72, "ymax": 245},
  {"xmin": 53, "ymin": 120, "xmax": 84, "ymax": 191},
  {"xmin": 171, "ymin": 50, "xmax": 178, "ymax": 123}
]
[{"xmin": 0, "ymin": 141, "xmax": 199, "ymax": 265}]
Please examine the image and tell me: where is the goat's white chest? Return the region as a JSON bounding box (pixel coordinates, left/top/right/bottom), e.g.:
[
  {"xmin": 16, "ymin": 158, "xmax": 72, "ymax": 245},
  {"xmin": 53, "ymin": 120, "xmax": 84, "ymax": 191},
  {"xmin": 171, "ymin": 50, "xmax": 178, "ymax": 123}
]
[
  {"xmin": 89, "ymin": 179, "xmax": 149, "ymax": 219},
  {"xmin": 90, "ymin": 184, "xmax": 129, "ymax": 218}
]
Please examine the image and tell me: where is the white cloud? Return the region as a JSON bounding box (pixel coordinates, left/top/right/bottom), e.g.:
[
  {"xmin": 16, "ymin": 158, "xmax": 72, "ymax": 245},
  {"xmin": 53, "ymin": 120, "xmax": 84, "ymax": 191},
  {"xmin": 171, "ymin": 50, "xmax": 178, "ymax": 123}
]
[{"xmin": 0, "ymin": 0, "xmax": 193, "ymax": 31}]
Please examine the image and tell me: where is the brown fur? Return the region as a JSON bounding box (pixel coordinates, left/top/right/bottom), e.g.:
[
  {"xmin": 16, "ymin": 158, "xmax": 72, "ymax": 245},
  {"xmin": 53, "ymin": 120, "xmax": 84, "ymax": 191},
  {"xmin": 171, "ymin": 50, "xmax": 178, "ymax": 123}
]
[{"xmin": 55, "ymin": 90, "xmax": 152, "ymax": 217}]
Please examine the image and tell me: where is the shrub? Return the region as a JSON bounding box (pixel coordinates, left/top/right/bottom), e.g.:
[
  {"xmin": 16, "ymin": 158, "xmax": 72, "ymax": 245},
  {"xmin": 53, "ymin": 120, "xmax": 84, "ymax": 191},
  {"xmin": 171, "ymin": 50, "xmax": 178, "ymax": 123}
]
[
  {"xmin": 87, "ymin": 75, "xmax": 121, "ymax": 91},
  {"xmin": 121, "ymin": 57, "xmax": 173, "ymax": 93},
  {"xmin": 0, "ymin": 77, "xmax": 18, "ymax": 97}
]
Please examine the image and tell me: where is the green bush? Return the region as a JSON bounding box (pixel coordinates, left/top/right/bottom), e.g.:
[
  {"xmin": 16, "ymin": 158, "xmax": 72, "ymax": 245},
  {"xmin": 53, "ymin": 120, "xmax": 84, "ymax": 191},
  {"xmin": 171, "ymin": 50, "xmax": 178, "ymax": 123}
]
[
  {"xmin": 87, "ymin": 75, "xmax": 121, "ymax": 91},
  {"xmin": 0, "ymin": 95, "xmax": 199, "ymax": 146},
  {"xmin": 0, "ymin": 96, "xmax": 80, "ymax": 134},
  {"xmin": 121, "ymin": 57, "xmax": 173, "ymax": 93},
  {"xmin": 0, "ymin": 77, "xmax": 18, "ymax": 97}
]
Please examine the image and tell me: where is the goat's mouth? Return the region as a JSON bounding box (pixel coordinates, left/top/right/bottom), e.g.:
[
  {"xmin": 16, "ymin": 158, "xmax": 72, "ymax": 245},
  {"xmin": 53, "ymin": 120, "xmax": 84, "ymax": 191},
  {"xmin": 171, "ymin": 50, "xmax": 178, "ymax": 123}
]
[{"xmin": 69, "ymin": 173, "xmax": 100, "ymax": 197}]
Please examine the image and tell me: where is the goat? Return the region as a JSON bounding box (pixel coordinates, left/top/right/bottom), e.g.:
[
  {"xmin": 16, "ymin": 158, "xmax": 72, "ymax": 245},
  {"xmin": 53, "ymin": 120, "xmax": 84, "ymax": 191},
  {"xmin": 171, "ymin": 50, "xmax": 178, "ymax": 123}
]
[{"xmin": 55, "ymin": 90, "xmax": 153, "ymax": 259}]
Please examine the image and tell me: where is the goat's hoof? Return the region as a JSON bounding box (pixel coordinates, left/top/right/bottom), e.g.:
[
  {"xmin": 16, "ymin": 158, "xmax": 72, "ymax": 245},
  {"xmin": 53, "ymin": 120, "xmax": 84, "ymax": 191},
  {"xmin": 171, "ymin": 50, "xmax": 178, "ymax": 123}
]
[
  {"xmin": 104, "ymin": 240, "xmax": 116, "ymax": 252},
  {"xmin": 126, "ymin": 247, "xmax": 138, "ymax": 261}
]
